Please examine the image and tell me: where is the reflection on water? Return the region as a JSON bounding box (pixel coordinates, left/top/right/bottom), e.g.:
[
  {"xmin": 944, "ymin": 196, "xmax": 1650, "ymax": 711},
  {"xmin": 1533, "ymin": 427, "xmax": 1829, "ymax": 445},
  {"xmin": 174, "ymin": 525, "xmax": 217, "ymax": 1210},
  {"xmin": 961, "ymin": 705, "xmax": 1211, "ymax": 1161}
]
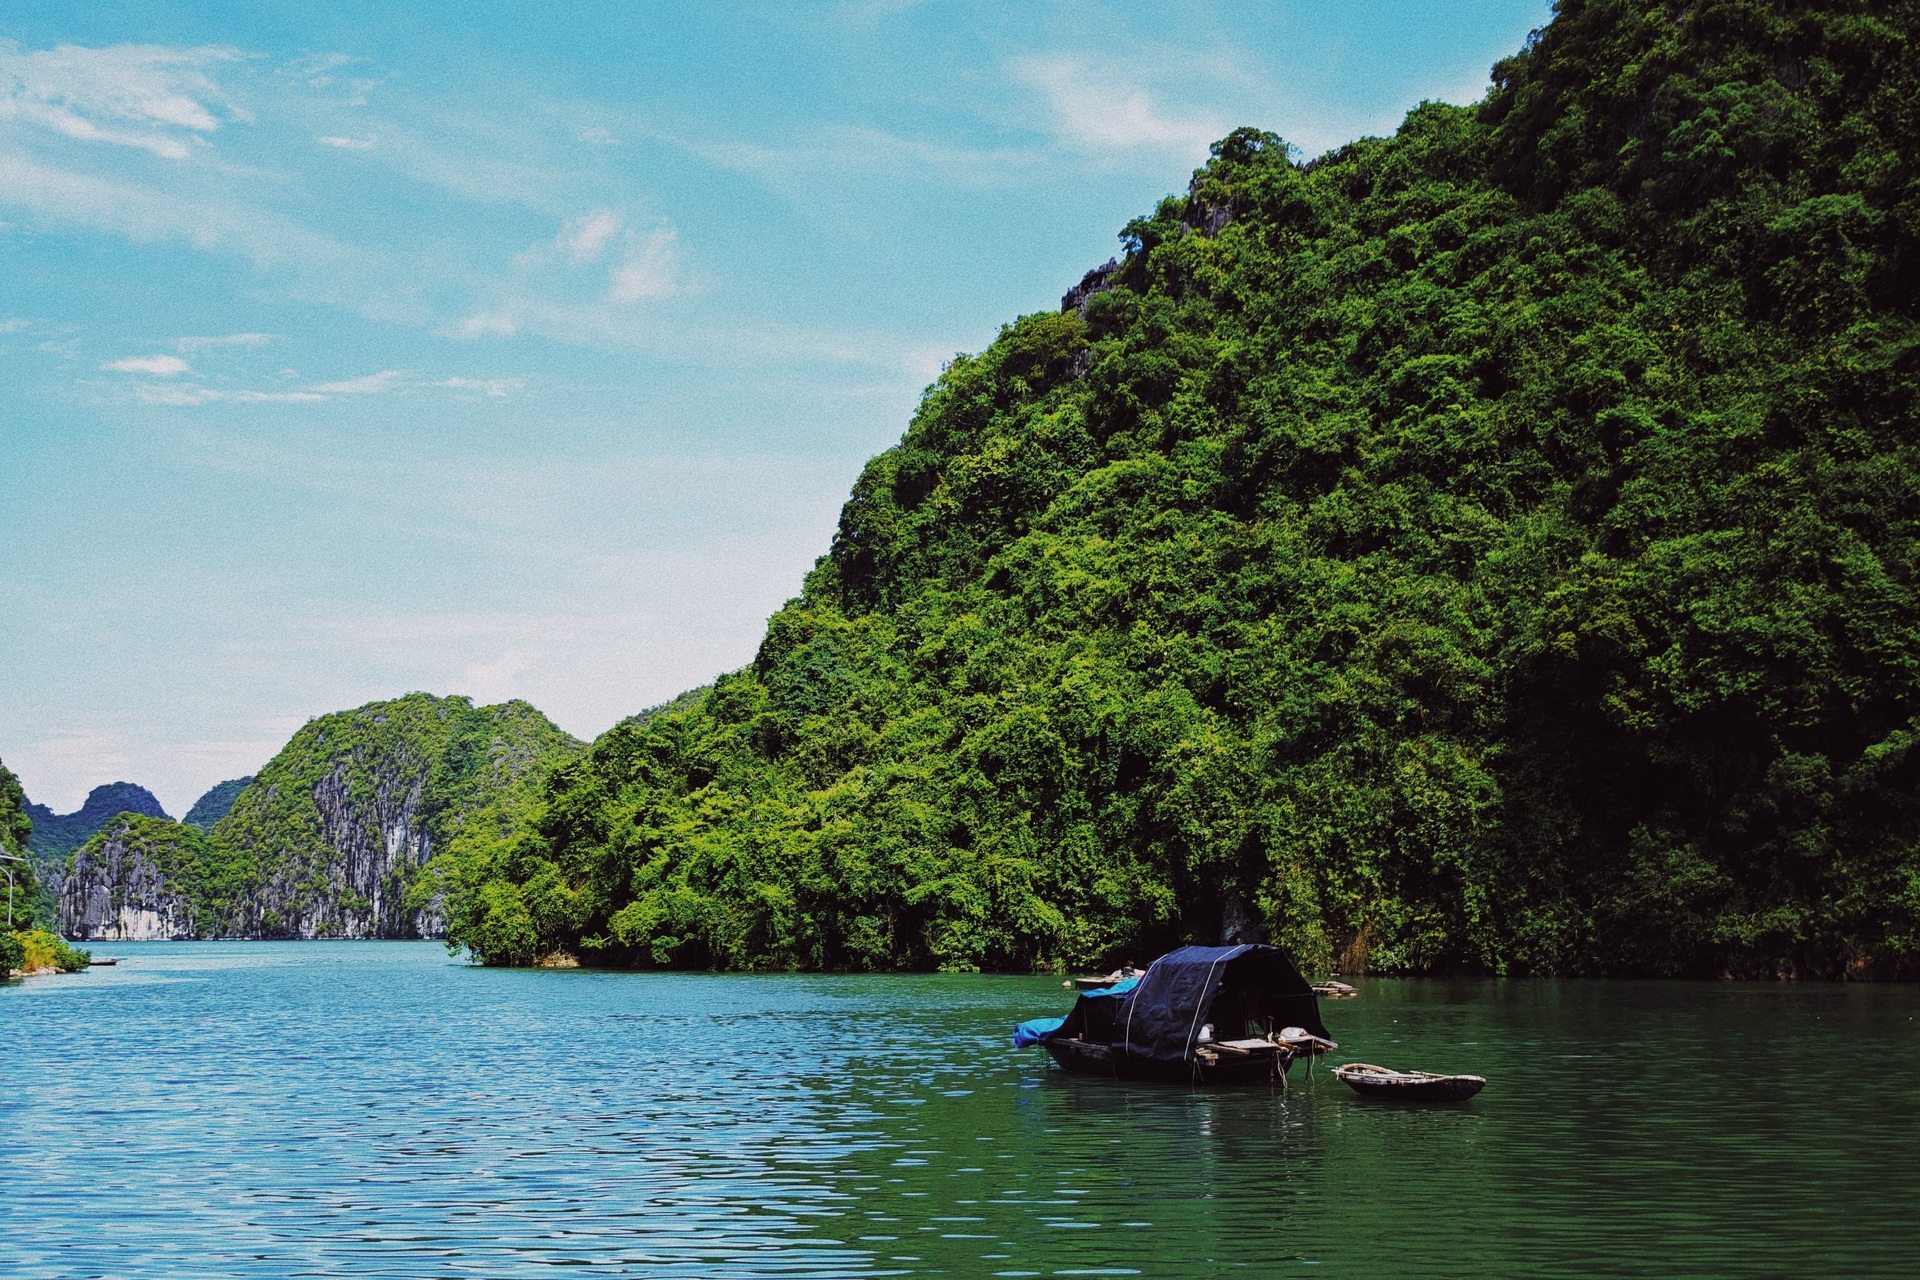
[{"xmin": 4, "ymin": 944, "xmax": 1918, "ymax": 1277}]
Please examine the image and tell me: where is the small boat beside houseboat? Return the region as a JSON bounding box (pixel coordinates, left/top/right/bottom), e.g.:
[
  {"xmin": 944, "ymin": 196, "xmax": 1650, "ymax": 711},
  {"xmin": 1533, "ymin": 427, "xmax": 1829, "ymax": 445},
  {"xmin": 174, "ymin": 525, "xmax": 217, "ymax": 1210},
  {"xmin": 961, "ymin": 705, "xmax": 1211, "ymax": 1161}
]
[
  {"xmin": 1333, "ymin": 1062, "xmax": 1486, "ymax": 1102},
  {"xmin": 1014, "ymin": 944, "xmax": 1336, "ymax": 1085}
]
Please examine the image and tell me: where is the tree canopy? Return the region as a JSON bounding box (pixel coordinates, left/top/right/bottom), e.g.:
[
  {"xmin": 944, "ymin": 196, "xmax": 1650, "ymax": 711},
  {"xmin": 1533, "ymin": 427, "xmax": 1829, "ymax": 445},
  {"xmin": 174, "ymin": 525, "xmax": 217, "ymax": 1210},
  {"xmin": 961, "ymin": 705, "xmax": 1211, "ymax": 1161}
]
[{"xmin": 438, "ymin": 0, "xmax": 1920, "ymax": 978}]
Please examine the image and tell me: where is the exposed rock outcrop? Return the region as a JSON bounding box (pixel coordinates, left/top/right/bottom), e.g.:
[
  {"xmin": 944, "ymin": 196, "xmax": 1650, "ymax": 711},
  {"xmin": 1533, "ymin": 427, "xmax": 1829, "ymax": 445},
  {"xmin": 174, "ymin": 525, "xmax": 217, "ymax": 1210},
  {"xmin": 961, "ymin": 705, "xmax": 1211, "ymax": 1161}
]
[
  {"xmin": 59, "ymin": 815, "xmax": 199, "ymax": 940},
  {"xmin": 1061, "ymin": 258, "xmax": 1119, "ymax": 316}
]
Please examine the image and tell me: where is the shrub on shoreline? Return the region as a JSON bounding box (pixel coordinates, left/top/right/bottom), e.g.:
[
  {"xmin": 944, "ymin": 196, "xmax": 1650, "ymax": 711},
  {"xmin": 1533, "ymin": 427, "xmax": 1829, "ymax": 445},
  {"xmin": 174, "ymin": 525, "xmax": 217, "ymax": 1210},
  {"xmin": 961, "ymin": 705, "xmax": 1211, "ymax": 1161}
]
[{"xmin": 6, "ymin": 929, "xmax": 91, "ymax": 977}]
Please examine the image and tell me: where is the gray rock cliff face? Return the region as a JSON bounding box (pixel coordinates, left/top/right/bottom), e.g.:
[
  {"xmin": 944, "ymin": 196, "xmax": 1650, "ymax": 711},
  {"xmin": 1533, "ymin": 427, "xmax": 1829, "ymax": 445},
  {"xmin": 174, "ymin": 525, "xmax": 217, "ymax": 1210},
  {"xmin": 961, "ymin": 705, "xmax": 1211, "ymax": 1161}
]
[
  {"xmin": 59, "ymin": 825, "xmax": 196, "ymax": 941},
  {"xmin": 243, "ymin": 758, "xmax": 437, "ymax": 940}
]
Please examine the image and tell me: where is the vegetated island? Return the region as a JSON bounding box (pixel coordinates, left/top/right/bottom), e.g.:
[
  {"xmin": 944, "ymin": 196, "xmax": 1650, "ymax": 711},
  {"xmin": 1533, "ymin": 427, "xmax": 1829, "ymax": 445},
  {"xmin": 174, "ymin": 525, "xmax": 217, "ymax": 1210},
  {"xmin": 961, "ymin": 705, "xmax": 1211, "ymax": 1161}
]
[{"xmin": 424, "ymin": 0, "xmax": 1920, "ymax": 980}]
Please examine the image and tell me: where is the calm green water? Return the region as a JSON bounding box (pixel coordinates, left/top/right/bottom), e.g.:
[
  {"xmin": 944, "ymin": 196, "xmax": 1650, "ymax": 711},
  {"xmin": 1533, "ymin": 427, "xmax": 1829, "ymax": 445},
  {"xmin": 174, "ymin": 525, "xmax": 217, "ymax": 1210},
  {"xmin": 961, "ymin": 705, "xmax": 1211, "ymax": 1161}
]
[{"xmin": 4, "ymin": 943, "xmax": 1918, "ymax": 1278}]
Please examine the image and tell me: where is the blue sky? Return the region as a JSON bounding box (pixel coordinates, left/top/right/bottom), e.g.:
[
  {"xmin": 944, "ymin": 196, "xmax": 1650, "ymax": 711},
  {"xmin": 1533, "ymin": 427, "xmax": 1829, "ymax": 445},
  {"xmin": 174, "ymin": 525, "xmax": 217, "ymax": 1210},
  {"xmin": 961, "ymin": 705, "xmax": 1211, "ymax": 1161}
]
[{"xmin": 0, "ymin": 0, "xmax": 1552, "ymax": 814}]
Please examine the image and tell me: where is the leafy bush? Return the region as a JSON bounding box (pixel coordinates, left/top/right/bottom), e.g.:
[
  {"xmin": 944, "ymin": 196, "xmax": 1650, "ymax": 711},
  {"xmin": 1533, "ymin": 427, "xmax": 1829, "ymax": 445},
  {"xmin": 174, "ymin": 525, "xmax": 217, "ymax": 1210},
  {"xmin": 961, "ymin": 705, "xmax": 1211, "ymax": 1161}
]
[{"xmin": 11, "ymin": 930, "xmax": 90, "ymax": 974}]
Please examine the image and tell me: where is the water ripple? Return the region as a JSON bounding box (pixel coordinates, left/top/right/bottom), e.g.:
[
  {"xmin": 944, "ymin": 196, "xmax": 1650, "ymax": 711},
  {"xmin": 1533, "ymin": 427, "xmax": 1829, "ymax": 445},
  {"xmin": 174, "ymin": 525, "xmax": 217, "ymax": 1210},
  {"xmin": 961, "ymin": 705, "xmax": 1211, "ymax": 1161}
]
[{"xmin": 5, "ymin": 946, "xmax": 1920, "ymax": 1277}]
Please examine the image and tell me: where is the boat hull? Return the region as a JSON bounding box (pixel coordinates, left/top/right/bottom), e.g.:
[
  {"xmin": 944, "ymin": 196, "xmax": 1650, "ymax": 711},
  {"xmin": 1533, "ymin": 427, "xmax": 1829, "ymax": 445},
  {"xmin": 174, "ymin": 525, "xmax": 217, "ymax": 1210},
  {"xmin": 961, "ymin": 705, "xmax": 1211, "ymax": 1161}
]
[
  {"xmin": 1042, "ymin": 1037, "xmax": 1296, "ymax": 1085},
  {"xmin": 1334, "ymin": 1065, "xmax": 1485, "ymax": 1102}
]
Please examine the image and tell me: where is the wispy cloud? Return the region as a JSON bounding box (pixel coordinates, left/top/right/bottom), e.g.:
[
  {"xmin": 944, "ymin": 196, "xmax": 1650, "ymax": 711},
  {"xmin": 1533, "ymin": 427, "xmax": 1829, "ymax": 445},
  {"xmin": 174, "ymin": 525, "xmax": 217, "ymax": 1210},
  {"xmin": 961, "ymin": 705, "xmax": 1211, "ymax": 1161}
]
[
  {"xmin": 435, "ymin": 376, "xmax": 520, "ymax": 398},
  {"xmin": 556, "ymin": 209, "xmax": 623, "ymax": 264},
  {"xmin": 451, "ymin": 210, "xmax": 694, "ymax": 340},
  {"xmin": 104, "ymin": 353, "xmax": 190, "ymax": 375},
  {"xmin": 176, "ymin": 332, "xmax": 276, "ymax": 350},
  {"xmin": 134, "ymin": 384, "xmax": 326, "ymax": 405},
  {"xmin": 1010, "ymin": 55, "xmax": 1227, "ymax": 155},
  {"xmin": 307, "ymin": 369, "xmax": 405, "ymax": 394},
  {"xmin": 694, "ymin": 123, "xmax": 1043, "ymax": 194},
  {"xmin": 0, "ymin": 150, "xmax": 376, "ymax": 297},
  {"xmin": 607, "ymin": 226, "xmax": 681, "ymax": 302},
  {"xmin": 120, "ymin": 367, "xmax": 518, "ymax": 405},
  {"xmin": 519, "ymin": 209, "xmax": 690, "ymax": 302},
  {"xmin": 316, "ymin": 134, "xmax": 373, "ymax": 149},
  {"xmin": 461, "ymin": 648, "xmax": 539, "ymax": 703},
  {"xmin": 0, "ymin": 39, "xmax": 246, "ymax": 159}
]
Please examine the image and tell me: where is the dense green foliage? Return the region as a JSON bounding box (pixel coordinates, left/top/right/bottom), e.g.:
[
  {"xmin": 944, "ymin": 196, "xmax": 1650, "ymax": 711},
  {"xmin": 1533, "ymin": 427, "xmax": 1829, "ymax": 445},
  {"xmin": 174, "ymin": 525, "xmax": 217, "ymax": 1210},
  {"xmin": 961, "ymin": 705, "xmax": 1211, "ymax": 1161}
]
[
  {"xmin": 453, "ymin": 0, "xmax": 1920, "ymax": 977},
  {"xmin": 5, "ymin": 929, "xmax": 89, "ymax": 975},
  {"xmin": 184, "ymin": 777, "xmax": 253, "ymax": 832},
  {"xmin": 0, "ymin": 756, "xmax": 52, "ymax": 933}
]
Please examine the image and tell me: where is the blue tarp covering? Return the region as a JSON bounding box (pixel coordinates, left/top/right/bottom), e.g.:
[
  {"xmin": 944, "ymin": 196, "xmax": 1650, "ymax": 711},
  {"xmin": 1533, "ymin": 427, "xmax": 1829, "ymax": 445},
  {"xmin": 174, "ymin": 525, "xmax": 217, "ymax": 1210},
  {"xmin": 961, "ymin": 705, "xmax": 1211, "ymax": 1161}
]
[
  {"xmin": 1011, "ymin": 976, "xmax": 1140, "ymax": 1046},
  {"xmin": 1012, "ymin": 1016, "xmax": 1067, "ymax": 1048}
]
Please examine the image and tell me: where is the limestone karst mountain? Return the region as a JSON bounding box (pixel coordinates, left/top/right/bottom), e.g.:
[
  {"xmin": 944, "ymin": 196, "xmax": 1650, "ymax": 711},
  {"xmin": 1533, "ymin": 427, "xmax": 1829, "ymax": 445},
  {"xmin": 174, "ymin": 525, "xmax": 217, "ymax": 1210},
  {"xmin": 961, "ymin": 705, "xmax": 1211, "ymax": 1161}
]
[{"xmin": 59, "ymin": 694, "xmax": 582, "ymax": 941}]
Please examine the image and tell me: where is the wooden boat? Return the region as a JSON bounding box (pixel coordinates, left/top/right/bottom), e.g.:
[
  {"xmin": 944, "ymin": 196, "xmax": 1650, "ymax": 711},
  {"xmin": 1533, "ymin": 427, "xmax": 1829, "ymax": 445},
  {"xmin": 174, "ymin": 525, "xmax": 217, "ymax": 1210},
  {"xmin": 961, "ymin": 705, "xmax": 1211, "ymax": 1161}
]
[
  {"xmin": 1069, "ymin": 965, "xmax": 1142, "ymax": 991},
  {"xmin": 1312, "ymin": 980, "xmax": 1357, "ymax": 999},
  {"xmin": 87, "ymin": 957, "xmax": 119, "ymax": 966},
  {"xmin": 1016, "ymin": 944, "xmax": 1336, "ymax": 1086},
  {"xmin": 1333, "ymin": 1062, "xmax": 1485, "ymax": 1102}
]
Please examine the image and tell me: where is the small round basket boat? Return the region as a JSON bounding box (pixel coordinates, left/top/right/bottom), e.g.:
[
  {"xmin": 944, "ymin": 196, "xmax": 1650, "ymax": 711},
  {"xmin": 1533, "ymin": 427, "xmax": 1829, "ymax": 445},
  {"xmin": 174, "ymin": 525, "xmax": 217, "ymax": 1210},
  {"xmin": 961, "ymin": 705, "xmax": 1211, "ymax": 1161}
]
[{"xmin": 1333, "ymin": 1062, "xmax": 1485, "ymax": 1102}]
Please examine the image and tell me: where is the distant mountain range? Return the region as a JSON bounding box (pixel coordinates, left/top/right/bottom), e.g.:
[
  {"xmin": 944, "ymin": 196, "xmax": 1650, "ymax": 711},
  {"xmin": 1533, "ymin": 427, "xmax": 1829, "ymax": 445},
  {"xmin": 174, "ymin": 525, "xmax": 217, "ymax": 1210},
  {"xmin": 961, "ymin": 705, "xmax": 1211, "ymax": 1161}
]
[{"xmin": 26, "ymin": 782, "xmax": 169, "ymax": 861}]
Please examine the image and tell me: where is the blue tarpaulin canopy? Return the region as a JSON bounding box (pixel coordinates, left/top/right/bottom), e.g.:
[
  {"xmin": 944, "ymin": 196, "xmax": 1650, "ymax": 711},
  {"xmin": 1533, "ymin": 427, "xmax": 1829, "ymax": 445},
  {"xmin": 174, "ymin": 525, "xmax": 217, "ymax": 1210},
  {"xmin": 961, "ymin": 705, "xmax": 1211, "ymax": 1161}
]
[{"xmin": 1010, "ymin": 976, "xmax": 1139, "ymax": 1048}]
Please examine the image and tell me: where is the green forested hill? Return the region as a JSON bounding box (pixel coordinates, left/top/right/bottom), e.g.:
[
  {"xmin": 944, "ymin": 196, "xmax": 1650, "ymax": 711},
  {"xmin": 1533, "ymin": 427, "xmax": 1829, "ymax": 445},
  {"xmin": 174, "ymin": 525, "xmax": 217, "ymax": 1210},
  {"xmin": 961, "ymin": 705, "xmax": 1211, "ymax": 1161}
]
[
  {"xmin": 184, "ymin": 777, "xmax": 253, "ymax": 831},
  {"xmin": 440, "ymin": 0, "xmax": 1920, "ymax": 978}
]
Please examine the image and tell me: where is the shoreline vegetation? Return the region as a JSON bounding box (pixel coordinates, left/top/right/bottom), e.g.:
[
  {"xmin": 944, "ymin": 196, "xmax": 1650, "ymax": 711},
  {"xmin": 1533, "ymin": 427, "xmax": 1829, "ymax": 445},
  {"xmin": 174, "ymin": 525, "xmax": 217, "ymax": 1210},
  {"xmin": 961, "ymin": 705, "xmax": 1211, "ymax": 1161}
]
[{"xmin": 1, "ymin": 930, "xmax": 90, "ymax": 979}]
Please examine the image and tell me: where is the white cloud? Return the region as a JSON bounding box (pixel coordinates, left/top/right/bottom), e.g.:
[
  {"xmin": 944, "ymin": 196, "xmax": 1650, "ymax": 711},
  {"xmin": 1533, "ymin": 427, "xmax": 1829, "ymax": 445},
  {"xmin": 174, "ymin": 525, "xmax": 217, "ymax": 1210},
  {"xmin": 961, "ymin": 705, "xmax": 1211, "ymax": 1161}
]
[
  {"xmin": 176, "ymin": 332, "xmax": 275, "ymax": 350},
  {"xmin": 557, "ymin": 209, "xmax": 623, "ymax": 264},
  {"xmin": 317, "ymin": 134, "xmax": 373, "ymax": 149},
  {"xmin": 435, "ymin": 376, "xmax": 519, "ymax": 398},
  {"xmin": 1010, "ymin": 55, "xmax": 1226, "ymax": 155},
  {"xmin": 577, "ymin": 126, "xmax": 618, "ymax": 146},
  {"xmin": 452, "ymin": 309, "xmax": 520, "ymax": 338},
  {"xmin": 307, "ymin": 369, "xmax": 405, "ymax": 394},
  {"xmin": 461, "ymin": 213, "xmax": 690, "ymax": 339},
  {"xmin": 0, "ymin": 150, "xmax": 367, "ymax": 288},
  {"xmin": 134, "ymin": 384, "xmax": 326, "ymax": 405},
  {"xmin": 0, "ymin": 40, "xmax": 245, "ymax": 159},
  {"xmin": 7, "ymin": 729, "xmax": 136, "ymax": 812},
  {"xmin": 607, "ymin": 226, "xmax": 681, "ymax": 303},
  {"xmin": 120, "ymin": 368, "xmax": 515, "ymax": 405},
  {"xmin": 460, "ymin": 648, "xmax": 539, "ymax": 704},
  {"xmin": 696, "ymin": 124, "xmax": 1042, "ymax": 195},
  {"xmin": 104, "ymin": 353, "xmax": 190, "ymax": 375},
  {"xmin": 526, "ymin": 210, "xmax": 686, "ymax": 301},
  {"xmin": 0, "ymin": 317, "xmax": 29, "ymax": 333}
]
